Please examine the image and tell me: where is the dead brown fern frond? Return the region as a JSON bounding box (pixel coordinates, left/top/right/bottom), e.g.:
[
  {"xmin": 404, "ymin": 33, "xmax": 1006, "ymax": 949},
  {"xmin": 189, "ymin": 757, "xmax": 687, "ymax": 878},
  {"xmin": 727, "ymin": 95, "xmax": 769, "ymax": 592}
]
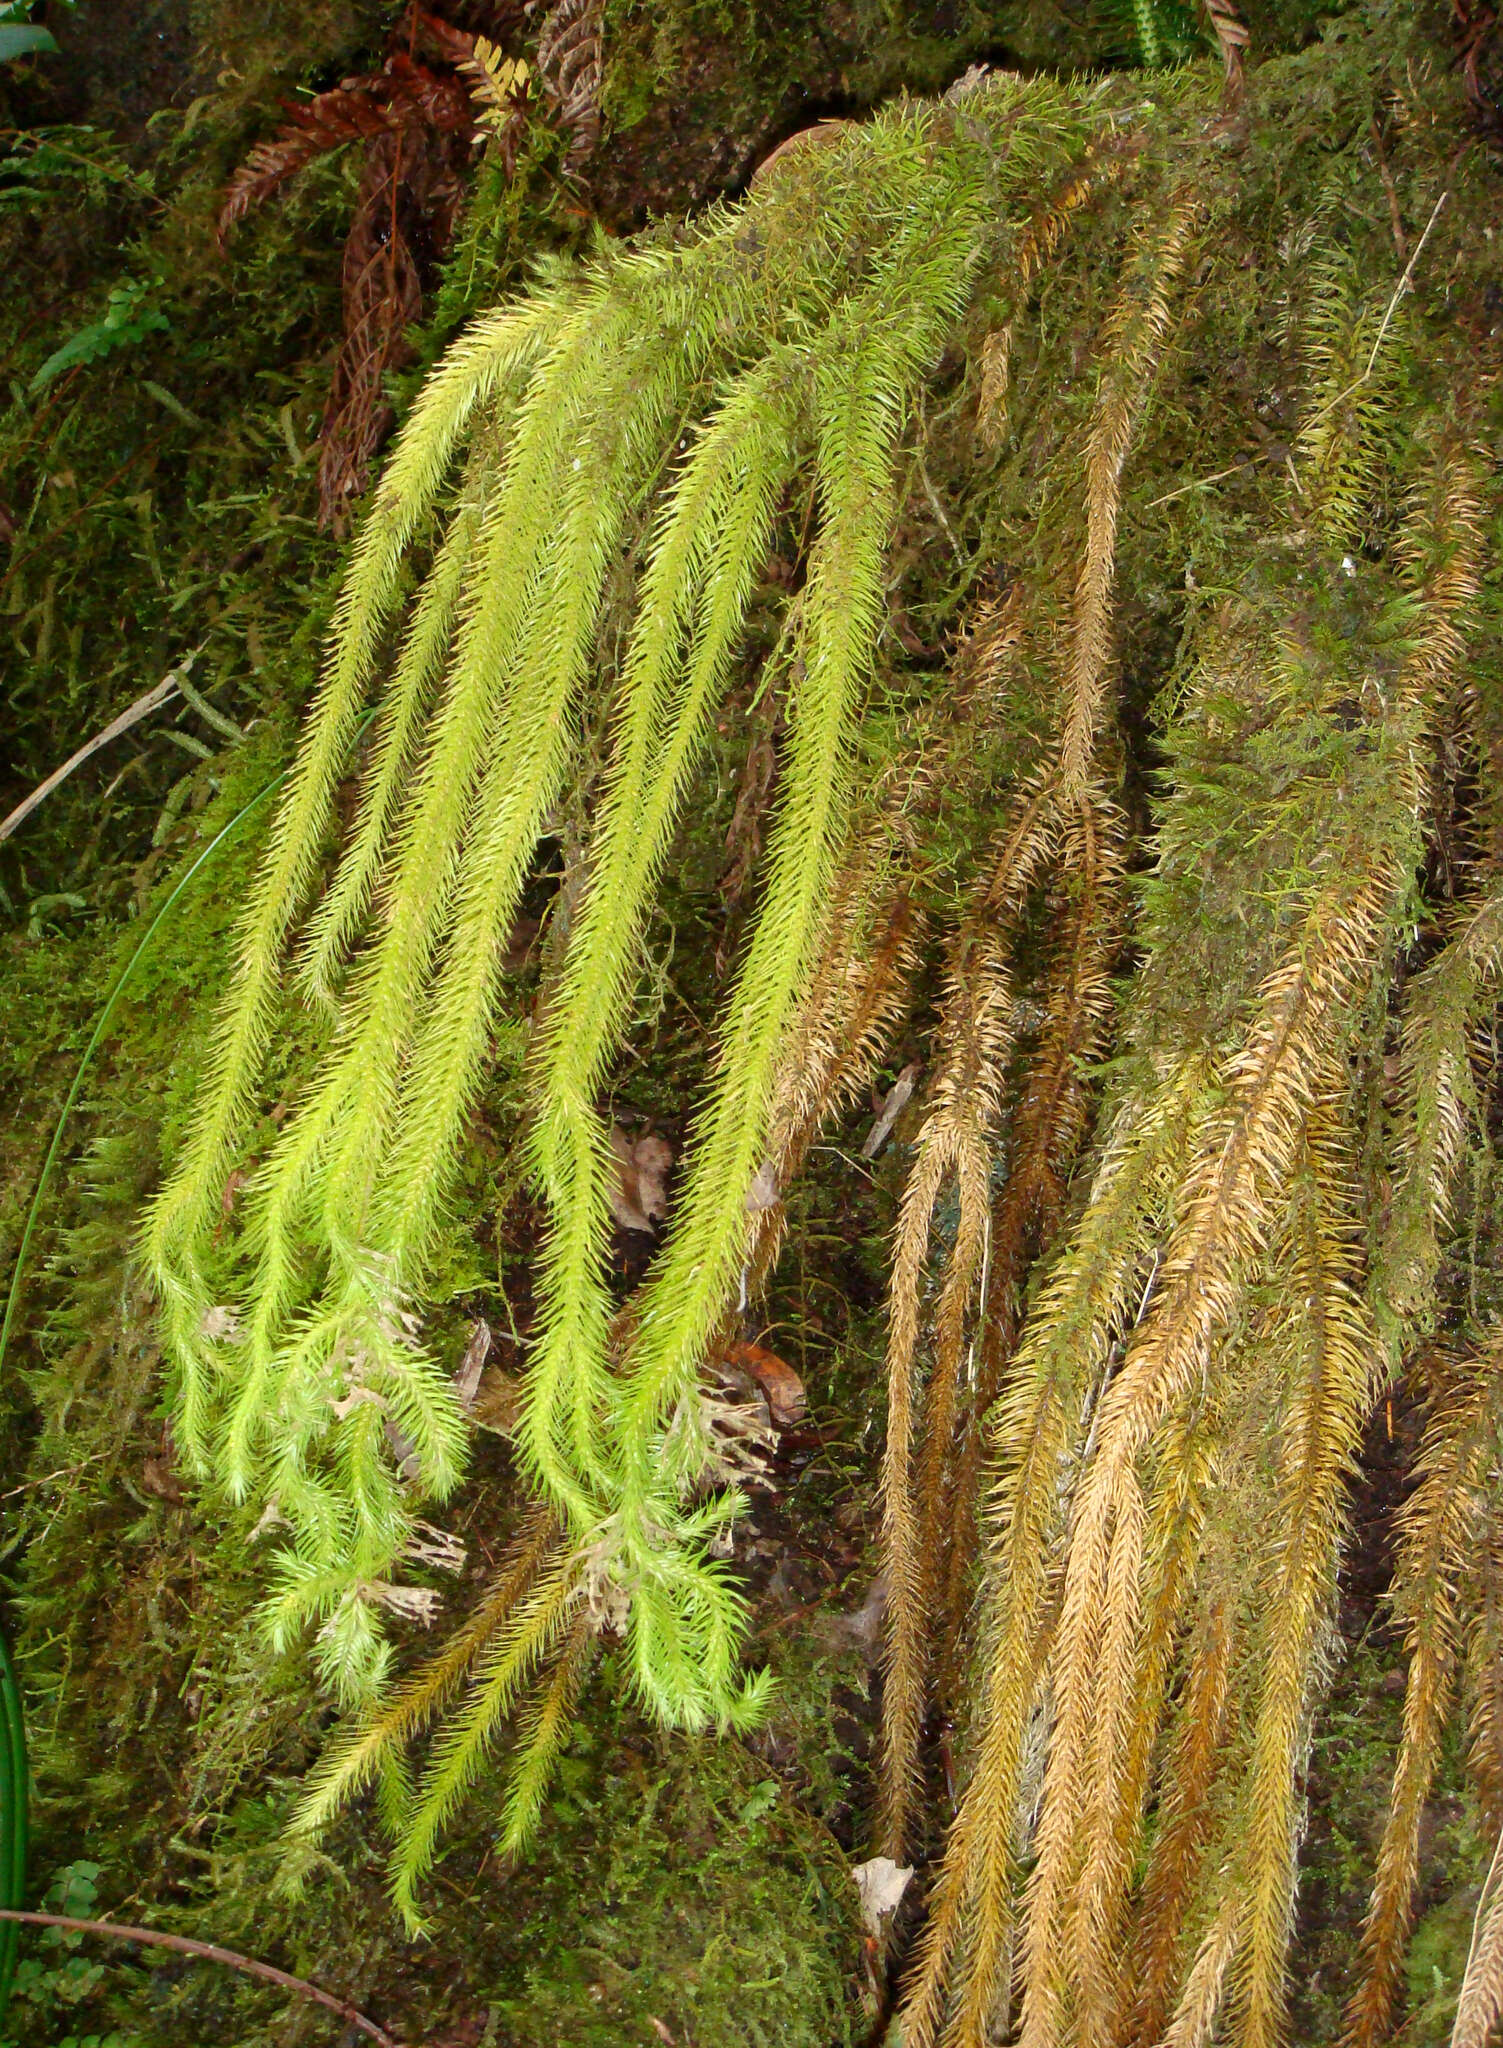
[
  {"xmin": 950, "ymin": 584, "xmax": 1029, "ymax": 719},
  {"xmin": 1125, "ymin": 1592, "xmax": 1239, "ymax": 2048},
  {"xmin": 535, "ymin": 0, "xmax": 604, "ymax": 172},
  {"xmin": 1057, "ymin": 188, "xmax": 1200, "ymax": 799},
  {"xmin": 1379, "ymin": 880, "xmax": 1503, "ymax": 1340},
  {"xmin": 876, "ymin": 859, "xmax": 1044, "ymax": 1859},
  {"xmin": 217, "ymin": 70, "xmax": 443, "ymax": 241},
  {"xmin": 937, "ymin": 789, "xmax": 1125, "ymax": 1680},
  {"xmin": 218, "ymin": 4, "xmax": 556, "ymax": 526},
  {"xmin": 1343, "ymin": 1344, "xmax": 1499, "ymax": 2048},
  {"xmin": 1468, "ymin": 1531, "xmax": 1503, "ymax": 1837},
  {"xmin": 741, "ymin": 822, "xmax": 925, "ymax": 1300},
  {"xmin": 1454, "ymin": 1829, "xmax": 1503, "ymax": 2048},
  {"xmin": 318, "ymin": 121, "xmax": 469, "ymax": 529},
  {"xmin": 977, "ymin": 148, "xmax": 1136, "ymax": 449},
  {"xmin": 873, "ymin": 194, "xmax": 1195, "ymax": 1796},
  {"xmin": 1011, "ymin": 864, "xmax": 1395, "ymax": 2048},
  {"xmin": 1228, "ymin": 1114, "xmax": 1376, "ymax": 2048},
  {"xmin": 1200, "ymin": 0, "xmax": 1251, "ymax": 95},
  {"xmin": 896, "ymin": 1051, "xmax": 1214, "ymax": 2048},
  {"xmin": 1161, "ymin": 1895, "xmax": 1242, "ymax": 2048},
  {"xmin": 1007, "ymin": 430, "xmax": 1485, "ymax": 2048}
]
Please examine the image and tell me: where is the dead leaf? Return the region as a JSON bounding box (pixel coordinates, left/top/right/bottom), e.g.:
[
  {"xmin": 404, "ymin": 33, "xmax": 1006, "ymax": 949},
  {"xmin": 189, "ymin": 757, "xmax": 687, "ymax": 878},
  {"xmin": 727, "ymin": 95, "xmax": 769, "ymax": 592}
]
[
  {"xmin": 453, "ymin": 1319, "xmax": 492, "ymax": 1409},
  {"xmin": 335, "ymin": 1385, "xmax": 388, "ymax": 1422},
  {"xmin": 368, "ymin": 1581, "xmax": 441, "ymax": 1625},
  {"xmin": 140, "ymin": 1454, "xmax": 182, "ymax": 1504},
  {"xmin": 250, "ymin": 1497, "xmax": 288, "ymax": 1541},
  {"xmin": 723, "ymin": 1338, "xmax": 806, "ymax": 1429},
  {"xmin": 470, "ymin": 1367, "xmax": 524, "ymax": 1436},
  {"xmin": 609, "ymin": 1126, "xmax": 674, "ymax": 1234},
  {"xmin": 860, "ymin": 1060, "xmax": 920, "ymax": 1159},
  {"xmin": 750, "ymin": 118, "xmax": 852, "ymax": 189},
  {"xmin": 404, "ymin": 1520, "xmax": 465, "ymax": 1573},
  {"xmin": 852, "ymin": 1855, "xmax": 914, "ymax": 1936}
]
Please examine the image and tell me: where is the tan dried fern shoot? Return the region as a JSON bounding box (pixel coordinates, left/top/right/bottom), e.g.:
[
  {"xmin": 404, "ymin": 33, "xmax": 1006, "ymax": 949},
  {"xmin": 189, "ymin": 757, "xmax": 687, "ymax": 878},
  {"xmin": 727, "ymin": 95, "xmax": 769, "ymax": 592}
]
[
  {"xmin": 896, "ymin": 342, "xmax": 1486, "ymax": 2044},
  {"xmin": 877, "ymin": 184, "xmax": 1199, "ymax": 1866}
]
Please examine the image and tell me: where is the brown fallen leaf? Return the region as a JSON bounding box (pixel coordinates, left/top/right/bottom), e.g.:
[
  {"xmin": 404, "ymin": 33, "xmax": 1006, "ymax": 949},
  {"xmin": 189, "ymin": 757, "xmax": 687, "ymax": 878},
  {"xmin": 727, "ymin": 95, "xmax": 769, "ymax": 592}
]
[
  {"xmin": 609, "ymin": 1126, "xmax": 674, "ymax": 1234},
  {"xmin": 750, "ymin": 117, "xmax": 852, "ymax": 189},
  {"xmin": 453, "ymin": 1318, "xmax": 492, "ymax": 1409},
  {"xmin": 860, "ymin": 1060, "xmax": 920, "ymax": 1159},
  {"xmin": 140, "ymin": 1453, "xmax": 183, "ymax": 1504},
  {"xmin": 722, "ymin": 1338, "xmax": 806, "ymax": 1429},
  {"xmin": 470, "ymin": 1367, "xmax": 524, "ymax": 1437}
]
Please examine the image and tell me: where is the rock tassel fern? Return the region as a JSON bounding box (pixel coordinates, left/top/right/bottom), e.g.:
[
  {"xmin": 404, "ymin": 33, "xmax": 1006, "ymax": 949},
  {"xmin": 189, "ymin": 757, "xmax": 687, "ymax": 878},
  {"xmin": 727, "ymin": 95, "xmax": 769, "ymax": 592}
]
[
  {"xmin": 145, "ymin": 71, "xmax": 1089, "ymax": 1902},
  {"xmin": 140, "ymin": 8, "xmax": 1503, "ymax": 2032}
]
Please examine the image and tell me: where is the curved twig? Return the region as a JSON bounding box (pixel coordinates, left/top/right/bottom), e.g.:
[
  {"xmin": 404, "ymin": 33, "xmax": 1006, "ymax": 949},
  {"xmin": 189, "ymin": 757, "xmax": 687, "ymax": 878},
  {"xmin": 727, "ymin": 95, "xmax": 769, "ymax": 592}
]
[{"xmin": 0, "ymin": 1910, "xmax": 402, "ymax": 2046}]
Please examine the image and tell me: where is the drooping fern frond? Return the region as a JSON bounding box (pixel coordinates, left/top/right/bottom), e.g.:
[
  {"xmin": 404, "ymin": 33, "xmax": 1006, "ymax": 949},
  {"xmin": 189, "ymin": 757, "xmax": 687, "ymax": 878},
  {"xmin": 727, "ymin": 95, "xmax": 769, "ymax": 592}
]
[
  {"xmin": 877, "ymin": 184, "xmax": 1199, "ymax": 1866},
  {"xmin": 1455, "ymin": 1826, "xmax": 1503, "ymax": 2048},
  {"xmin": 976, "ymin": 144, "xmax": 1136, "ymax": 449},
  {"xmin": 1217, "ymin": 1115, "xmax": 1376, "ymax": 2048},
  {"xmin": 741, "ymin": 824, "xmax": 924, "ymax": 1297},
  {"xmin": 1377, "ymin": 878, "xmax": 1503, "ymax": 1344},
  {"xmin": 877, "ymin": 879, "xmax": 1023, "ymax": 1858},
  {"xmin": 1123, "ymin": 1590, "xmax": 1238, "ymax": 2047},
  {"xmin": 146, "ymin": 70, "xmax": 1114, "ymax": 1908},
  {"xmin": 898, "ymin": 1046, "xmax": 1215, "ymax": 2048},
  {"xmin": 291, "ymin": 1506, "xmax": 562, "ymax": 1848},
  {"xmin": 938, "ymin": 791, "xmax": 1124, "ymax": 1666},
  {"xmin": 1058, "ymin": 188, "xmax": 1201, "ymax": 799},
  {"xmin": 1004, "ymin": 447, "xmax": 1481, "ymax": 2048}
]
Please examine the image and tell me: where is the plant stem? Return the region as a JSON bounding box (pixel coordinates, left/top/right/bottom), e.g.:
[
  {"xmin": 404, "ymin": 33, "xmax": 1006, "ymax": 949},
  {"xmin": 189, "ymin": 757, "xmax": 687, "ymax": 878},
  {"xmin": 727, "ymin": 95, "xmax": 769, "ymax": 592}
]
[{"xmin": 0, "ymin": 1910, "xmax": 402, "ymax": 2046}]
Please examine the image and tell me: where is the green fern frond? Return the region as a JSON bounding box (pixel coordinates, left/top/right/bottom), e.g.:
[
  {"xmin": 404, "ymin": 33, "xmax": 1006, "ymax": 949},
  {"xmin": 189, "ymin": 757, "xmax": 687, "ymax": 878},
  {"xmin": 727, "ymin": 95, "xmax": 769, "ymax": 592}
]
[{"xmin": 138, "ymin": 68, "xmax": 1109, "ymax": 1884}]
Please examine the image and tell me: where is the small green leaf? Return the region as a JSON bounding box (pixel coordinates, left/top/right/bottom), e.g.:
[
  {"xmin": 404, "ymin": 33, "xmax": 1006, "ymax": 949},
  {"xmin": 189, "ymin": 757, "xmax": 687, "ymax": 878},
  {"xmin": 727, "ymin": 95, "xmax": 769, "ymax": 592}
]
[
  {"xmin": 0, "ymin": 23, "xmax": 57, "ymax": 58},
  {"xmin": 29, "ymin": 279, "xmax": 170, "ymax": 394},
  {"xmin": 737, "ymin": 1779, "xmax": 780, "ymax": 1827}
]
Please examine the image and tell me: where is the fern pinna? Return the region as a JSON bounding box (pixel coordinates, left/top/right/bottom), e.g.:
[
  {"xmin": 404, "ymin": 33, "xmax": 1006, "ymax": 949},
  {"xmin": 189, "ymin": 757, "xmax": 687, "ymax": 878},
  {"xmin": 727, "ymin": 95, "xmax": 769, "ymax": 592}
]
[{"xmin": 141, "ymin": 5, "xmax": 1503, "ymax": 2035}]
